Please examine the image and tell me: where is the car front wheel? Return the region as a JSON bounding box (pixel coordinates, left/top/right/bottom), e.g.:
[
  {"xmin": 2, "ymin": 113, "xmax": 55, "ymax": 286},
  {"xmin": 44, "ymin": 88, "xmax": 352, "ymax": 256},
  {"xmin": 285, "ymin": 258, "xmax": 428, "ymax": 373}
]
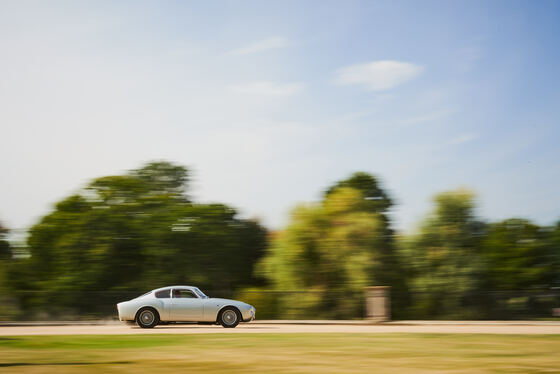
[
  {"xmin": 136, "ymin": 307, "xmax": 159, "ymax": 328},
  {"xmin": 219, "ymin": 307, "xmax": 240, "ymax": 328}
]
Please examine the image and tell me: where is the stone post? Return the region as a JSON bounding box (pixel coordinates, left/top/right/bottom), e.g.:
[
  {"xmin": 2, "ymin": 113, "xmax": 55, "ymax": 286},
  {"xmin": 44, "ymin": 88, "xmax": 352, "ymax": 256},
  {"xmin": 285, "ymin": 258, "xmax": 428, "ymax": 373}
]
[{"xmin": 365, "ymin": 286, "xmax": 391, "ymax": 323}]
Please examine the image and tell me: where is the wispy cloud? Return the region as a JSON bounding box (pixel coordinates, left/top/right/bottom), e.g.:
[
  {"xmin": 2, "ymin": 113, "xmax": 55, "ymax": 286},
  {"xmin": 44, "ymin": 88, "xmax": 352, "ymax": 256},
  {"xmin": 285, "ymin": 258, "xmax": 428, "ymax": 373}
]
[
  {"xmin": 399, "ymin": 108, "xmax": 456, "ymax": 125},
  {"xmin": 334, "ymin": 60, "xmax": 423, "ymax": 91},
  {"xmin": 455, "ymin": 46, "xmax": 482, "ymax": 73},
  {"xmin": 229, "ymin": 37, "xmax": 289, "ymax": 55},
  {"xmin": 228, "ymin": 81, "xmax": 304, "ymax": 96},
  {"xmin": 449, "ymin": 133, "xmax": 478, "ymax": 145}
]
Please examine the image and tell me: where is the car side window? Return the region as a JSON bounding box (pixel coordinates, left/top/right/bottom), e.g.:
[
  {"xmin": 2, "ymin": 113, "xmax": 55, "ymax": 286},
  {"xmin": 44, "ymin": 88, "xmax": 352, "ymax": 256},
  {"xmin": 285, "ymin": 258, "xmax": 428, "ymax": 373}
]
[
  {"xmin": 155, "ymin": 289, "xmax": 171, "ymax": 298},
  {"xmin": 172, "ymin": 289, "xmax": 197, "ymax": 298}
]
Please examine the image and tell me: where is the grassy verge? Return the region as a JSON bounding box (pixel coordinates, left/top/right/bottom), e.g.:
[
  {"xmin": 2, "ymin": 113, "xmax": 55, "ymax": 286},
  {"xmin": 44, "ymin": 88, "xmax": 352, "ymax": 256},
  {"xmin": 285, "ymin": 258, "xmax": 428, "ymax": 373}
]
[{"xmin": 1, "ymin": 333, "xmax": 559, "ymax": 373}]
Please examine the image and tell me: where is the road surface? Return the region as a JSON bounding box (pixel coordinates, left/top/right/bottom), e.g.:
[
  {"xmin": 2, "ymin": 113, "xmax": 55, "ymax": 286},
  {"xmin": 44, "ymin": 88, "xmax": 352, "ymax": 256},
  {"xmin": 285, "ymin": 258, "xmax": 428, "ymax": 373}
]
[{"xmin": 1, "ymin": 321, "xmax": 560, "ymax": 335}]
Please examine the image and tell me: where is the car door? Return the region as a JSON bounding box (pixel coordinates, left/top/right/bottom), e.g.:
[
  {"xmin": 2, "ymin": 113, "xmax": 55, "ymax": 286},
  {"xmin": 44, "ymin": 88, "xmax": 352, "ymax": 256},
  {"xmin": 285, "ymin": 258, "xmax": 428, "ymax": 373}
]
[
  {"xmin": 154, "ymin": 288, "xmax": 173, "ymax": 321},
  {"xmin": 170, "ymin": 288, "xmax": 204, "ymax": 321}
]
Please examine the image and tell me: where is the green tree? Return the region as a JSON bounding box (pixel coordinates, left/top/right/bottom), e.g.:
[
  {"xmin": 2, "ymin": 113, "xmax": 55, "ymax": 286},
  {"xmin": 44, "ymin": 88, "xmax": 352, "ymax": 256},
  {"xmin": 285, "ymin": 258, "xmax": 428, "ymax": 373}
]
[
  {"xmin": 131, "ymin": 161, "xmax": 190, "ymax": 200},
  {"xmin": 0, "ymin": 222, "xmax": 10, "ymax": 260},
  {"xmin": 10, "ymin": 161, "xmax": 267, "ymax": 317},
  {"xmin": 480, "ymin": 218, "xmax": 555, "ymax": 291},
  {"xmin": 257, "ymin": 173, "xmax": 402, "ymax": 319},
  {"xmin": 325, "ymin": 171, "xmax": 392, "ymax": 213},
  {"xmin": 326, "ymin": 173, "xmax": 403, "ymax": 289},
  {"xmin": 400, "ymin": 189, "xmax": 486, "ymax": 318},
  {"xmin": 552, "ymin": 222, "xmax": 560, "ymax": 288},
  {"xmin": 0, "ymin": 222, "xmax": 17, "ymax": 319}
]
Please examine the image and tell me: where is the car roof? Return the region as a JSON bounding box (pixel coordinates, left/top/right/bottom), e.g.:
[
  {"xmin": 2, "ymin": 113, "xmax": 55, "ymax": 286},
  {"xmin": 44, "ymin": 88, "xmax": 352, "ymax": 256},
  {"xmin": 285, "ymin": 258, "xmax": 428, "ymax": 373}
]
[{"xmin": 151, "ymin": 285, "xmax": 197, "ymax": 293}]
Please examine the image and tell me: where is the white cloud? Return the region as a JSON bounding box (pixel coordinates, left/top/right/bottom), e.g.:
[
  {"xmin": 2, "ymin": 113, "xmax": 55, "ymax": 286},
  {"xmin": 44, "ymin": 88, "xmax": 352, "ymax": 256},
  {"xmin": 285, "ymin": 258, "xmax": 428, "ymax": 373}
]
[
  {"xmin": 228, "ymin": 81, "xmax": 304, "ymax": 96},
  {"xmin": 334, "ymin": 60, "xmax": 423, "ymax": 91},
  {"xmin": 229, "ymin": 37, "xmax": 289, "ymax": 55},
  {"xmin": 449, "ymin": 133, "xmax": 478, "ymax": 145}
]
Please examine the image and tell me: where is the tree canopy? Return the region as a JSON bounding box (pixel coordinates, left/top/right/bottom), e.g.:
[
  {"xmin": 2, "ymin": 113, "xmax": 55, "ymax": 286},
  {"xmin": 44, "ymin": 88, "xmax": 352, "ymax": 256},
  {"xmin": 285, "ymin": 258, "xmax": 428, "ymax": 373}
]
[
  {"xmin": 480, "ymin": 218, "xmax": 557, "ymax": 291},
  {"xmin": 399, "ymin": 190, "xmax": 560, "ymax": 319},
  {"xmin": 8, "ymin": 161, "xmax": 266, "ymax": 316},
  {"xmin": 256, "ymin": 173, "xmax": 404, "ymax": 318},
  {"xmin": 1, "ymin": 164, "xmax": 559, "ymax": 320},
  {"xmin": 0, "ymin": 222, "xmax": 10, "ymax": 260},
  {"xmin": 399, "ymin": 189, "xmax": 486, "ymax": 318}
]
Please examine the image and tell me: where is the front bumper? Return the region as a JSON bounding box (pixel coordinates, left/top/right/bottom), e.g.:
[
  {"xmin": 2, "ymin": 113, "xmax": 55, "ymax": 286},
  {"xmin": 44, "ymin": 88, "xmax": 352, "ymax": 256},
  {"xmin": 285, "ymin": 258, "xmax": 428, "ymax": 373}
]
[{"xmin": 243, "ymin": 307, "xmax": 256, "ymax": 322}]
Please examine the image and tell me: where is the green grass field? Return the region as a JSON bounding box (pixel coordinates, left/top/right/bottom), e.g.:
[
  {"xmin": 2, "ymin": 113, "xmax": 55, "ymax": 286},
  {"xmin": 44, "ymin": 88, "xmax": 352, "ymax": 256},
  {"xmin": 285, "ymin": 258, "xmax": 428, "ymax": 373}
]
[{"xmin": 1, "ymin": 334, "xmax": 559, "ymax": 373}]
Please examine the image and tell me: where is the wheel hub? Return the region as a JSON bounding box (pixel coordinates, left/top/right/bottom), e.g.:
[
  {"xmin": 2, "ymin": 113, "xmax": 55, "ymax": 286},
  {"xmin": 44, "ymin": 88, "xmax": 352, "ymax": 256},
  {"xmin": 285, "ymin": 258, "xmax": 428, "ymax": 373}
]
[
  {"xmin": 222, "ymin": 310, "xmax": 237, "ymax": 325},
  {"xmin": 140, "ymin": 311, "xmax": 154, "ymax": 325}
]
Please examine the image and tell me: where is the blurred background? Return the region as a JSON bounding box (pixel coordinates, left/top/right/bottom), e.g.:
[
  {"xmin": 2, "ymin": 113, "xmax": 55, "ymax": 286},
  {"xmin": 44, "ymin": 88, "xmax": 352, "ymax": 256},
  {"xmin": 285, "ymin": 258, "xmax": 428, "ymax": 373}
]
[{"xmin": 1, "ymin": 0, "xmax": 559, "ymax": 321}]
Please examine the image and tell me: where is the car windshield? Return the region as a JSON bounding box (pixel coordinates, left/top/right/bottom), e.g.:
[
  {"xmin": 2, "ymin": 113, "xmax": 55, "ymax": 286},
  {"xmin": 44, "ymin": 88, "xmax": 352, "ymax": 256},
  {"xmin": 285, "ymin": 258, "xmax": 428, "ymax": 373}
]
[{"xmin": 193, "ymin": 288, "xmax": 208, "ymax": 299}]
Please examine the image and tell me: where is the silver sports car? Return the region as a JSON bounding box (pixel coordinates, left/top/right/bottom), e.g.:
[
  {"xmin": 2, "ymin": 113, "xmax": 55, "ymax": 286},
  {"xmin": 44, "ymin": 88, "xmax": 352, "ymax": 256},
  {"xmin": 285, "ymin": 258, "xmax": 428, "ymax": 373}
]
[{"xmin": 117, "ymin": 285, "xmax": 255, "ymax": 328}]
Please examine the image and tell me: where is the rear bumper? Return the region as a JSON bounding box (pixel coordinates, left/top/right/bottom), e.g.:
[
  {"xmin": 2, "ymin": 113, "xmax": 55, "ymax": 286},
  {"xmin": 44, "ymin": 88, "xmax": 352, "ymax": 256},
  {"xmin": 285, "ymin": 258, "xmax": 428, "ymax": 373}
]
[{"xmin": 116, "ymin": 302, "xmax": 136, "ymax": 322}]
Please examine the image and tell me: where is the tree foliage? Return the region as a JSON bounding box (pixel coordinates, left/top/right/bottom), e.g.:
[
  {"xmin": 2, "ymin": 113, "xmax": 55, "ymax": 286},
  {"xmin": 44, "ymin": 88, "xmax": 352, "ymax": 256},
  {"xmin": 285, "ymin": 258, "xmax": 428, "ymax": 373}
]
[
  {"xmin": 2, "ymin": 165, "xmax": 560, "ymax": 320},
  {"xmin": 0, "ymin": 222, "xmax": 17, "ymax": 319},
  {"xmin": 8, "ymin": 162, "xmax": 267, "ymax": 317},
  {"xmin": 399, "ymin": 190, "xmax": 560, "ymax": 319},
  {"xmin": 257, "ymin": 173, "xmax": 403, "ymax": 319},
  {"xmin": 480, "ymin": 218, "xmax": 557, "ymax": 291},
  {"xmin": 0, "ymin": 222, "xmax": 10, "ymax": 260},
  {"xmin": 400, "ymin": 189, "xmax": 486, "ymax": 318},
  {"xmin": 325, "ymin": 172, "xmax": 392, "ymax": 213}
]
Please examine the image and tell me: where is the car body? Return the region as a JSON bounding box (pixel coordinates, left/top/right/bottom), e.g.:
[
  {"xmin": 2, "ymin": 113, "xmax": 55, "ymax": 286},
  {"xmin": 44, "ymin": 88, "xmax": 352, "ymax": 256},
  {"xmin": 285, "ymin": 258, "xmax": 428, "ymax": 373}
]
[{"xmin": 117, "ymin": 285, "xmax": 255, "ymax": 328}]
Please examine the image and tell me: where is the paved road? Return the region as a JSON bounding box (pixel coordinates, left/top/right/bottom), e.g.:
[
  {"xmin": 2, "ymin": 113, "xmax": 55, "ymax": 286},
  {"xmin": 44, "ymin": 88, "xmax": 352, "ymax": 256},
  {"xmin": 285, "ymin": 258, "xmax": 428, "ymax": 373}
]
[{"xmin": 2, "ymin": 321, "xmax": 560, "ymax": 335}]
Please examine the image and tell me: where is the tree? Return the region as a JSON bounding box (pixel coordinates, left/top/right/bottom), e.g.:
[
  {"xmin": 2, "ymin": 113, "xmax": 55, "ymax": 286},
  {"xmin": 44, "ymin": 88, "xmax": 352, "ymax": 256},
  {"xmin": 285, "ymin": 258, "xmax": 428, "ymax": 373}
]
[
  {"xmin": 480, "ymin": 218, "xmax": 555, "ymax": 291},
  {"xmin": 0, "ymin": 222, "xmax": 10, "ymax": 260},
  {"xmin": 257, "ymin": 173, "xmax": 403, "ymax": 319},
  {"xmin": 326, "ymin": 172, "xmax": 407, "ymax": 309},
  {"xmin": 400, "ymin": 189, "xmax": 486, "ymax": 318},
  {"xmin": 11, "ymin": 161, "xmax": 267, "ymax": 317},
  {"xmin": 131, "ymin": 161, "xmax": 190, "ymax": 200},
  {"xmin": 0, "ymin": 221, "xmax": 17, "ymax": 319},
  {"xmin": 552, "ymin": 222, "xmax": 560, "ymax": 288},
  {"xmin": 325, "ymin": 172, "xmax": 392, "ymax": 213}
]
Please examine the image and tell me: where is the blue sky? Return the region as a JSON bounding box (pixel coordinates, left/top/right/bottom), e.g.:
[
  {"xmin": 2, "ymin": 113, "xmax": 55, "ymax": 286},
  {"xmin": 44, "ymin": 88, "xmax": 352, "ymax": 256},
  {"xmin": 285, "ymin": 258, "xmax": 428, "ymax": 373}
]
[{"xmin": 1, "ymin": 0, "xmax": 559, "ymax": 232}]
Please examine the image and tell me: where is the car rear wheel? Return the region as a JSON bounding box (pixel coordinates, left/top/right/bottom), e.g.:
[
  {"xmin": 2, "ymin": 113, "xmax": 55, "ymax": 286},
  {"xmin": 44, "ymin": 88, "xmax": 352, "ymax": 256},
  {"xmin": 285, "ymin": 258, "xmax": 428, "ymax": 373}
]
[
  {"xmin": 219, "ymin": 307, "xmax": 240, "ymax": 328},
  {"xmin": 136, "ymin": 307, "xmax": 159, "ymax": 328}
]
